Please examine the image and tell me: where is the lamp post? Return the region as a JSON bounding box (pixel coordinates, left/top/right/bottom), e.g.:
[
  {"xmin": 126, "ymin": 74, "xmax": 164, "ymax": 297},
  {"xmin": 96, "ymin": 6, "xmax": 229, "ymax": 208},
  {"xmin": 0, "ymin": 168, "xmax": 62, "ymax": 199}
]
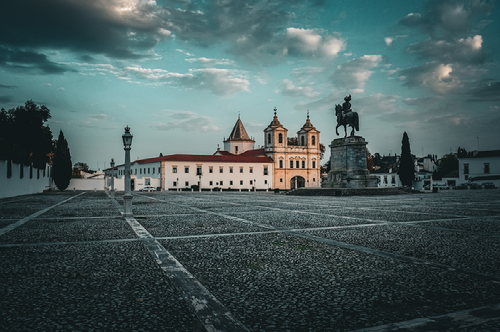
[
  {"xmin": 110, "ymin": 158, "xmax": 115, "ymax": 198},
  {"xmin": 198, "ymin": 174, "xmax": 202, "ymax": 192},
  {"xmin": 254, "ymin": 179, "xmax": 256, "ymax": 192},
  {"xmin": 177, "ymin": 177, "xmax": 179, "ymax": 192},
  {"xmin": 122, "ymin": 126, "xmax": 133, "ymax": 217}
]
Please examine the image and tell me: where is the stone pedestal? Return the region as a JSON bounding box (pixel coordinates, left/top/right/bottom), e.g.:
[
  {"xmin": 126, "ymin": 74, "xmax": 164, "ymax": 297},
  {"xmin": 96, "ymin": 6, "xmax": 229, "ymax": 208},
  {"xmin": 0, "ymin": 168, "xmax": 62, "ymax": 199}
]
[{"xmin": 327, "ymin": 136, "xmax": 378, "ymax": 188}]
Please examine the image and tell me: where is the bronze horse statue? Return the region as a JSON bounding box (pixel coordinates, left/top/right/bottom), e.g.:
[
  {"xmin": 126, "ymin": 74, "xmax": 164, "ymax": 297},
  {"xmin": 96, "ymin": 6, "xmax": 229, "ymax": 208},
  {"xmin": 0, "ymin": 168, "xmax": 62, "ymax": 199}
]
[{"xmin": 335, "ymin": 103, "xmax": 359, "ymax": 137}]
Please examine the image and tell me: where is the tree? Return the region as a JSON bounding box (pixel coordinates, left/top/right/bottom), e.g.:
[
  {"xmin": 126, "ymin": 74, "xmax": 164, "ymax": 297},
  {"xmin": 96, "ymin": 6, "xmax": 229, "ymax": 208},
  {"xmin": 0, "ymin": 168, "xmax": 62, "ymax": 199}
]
[
  {"xmin": 433, "ymin": 153, "xmax": 458, "ymax": 180},
  {"xmin": 52, "ymin": 130, "xmax": 72, "ymax": 191},
  {"xmin": 397, "ymin": 132, "xmax": 415, "ymax": 187},
  {"xmin": 0, "ymin": 100, "xmax": 53, "ymax": 168}
]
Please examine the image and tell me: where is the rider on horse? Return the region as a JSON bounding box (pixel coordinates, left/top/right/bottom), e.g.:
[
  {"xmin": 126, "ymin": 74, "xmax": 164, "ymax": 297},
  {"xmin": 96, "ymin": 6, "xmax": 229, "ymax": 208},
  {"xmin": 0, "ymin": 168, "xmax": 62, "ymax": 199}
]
[{"xmin": 342, "ymin": 94, "xmax": 352, "ymax": 120}]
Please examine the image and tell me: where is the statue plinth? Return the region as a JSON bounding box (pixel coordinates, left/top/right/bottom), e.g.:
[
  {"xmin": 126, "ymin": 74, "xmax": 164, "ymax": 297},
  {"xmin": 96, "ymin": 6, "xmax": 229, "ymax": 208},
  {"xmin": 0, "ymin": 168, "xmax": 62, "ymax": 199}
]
[{"xmin": 326, "ymin": 136, "xmax": 378, "ymax": 189}]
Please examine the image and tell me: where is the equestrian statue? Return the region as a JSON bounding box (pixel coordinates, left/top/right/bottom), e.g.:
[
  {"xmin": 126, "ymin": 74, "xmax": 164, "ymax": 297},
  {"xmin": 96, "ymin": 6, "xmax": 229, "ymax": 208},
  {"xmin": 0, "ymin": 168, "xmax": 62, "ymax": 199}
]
[{"xmin": 335, "ymin": 94, "xmax": 359, "ymax": 137}]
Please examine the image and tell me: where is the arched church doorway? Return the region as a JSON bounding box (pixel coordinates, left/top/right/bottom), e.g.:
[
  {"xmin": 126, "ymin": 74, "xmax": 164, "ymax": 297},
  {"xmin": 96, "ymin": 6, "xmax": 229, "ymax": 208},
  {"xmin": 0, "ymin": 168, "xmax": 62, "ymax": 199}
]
[{"xmin": 290, "ymin": 176, "xmax": 305, "ymax": 189}]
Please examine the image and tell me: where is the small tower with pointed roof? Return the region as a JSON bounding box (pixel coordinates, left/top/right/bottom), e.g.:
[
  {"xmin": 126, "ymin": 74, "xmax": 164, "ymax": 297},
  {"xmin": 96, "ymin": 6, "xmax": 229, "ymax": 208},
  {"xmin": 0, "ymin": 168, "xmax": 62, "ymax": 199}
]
[{"xmin": 223, "ymin": 115, "xmax": 255, "ymax": 154}]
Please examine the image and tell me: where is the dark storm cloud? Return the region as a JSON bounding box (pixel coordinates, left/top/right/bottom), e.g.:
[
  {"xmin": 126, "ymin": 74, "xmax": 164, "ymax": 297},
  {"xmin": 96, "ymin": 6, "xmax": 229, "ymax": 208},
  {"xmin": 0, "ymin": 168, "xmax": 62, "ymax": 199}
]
[
  {"xmin": 0, "ymin": 0, "xmax": 165, "ymax": 59},
  {"xmin": 0, "ymin": 96, "xmax": 14, "ymax": 104},
  {"xmin": 0, "ymin": 47, "xmax": 70, "ymax": 74},
  {"xmin": 465, "ymin": 80, "xmax": 500, "ymax": 101},
  {"xmin": 0, "ymin": 84, "xmax": 17, "ymax": 89},
  {"xmin": 400, "ymin": 0, "xmax": 496, "ymax": 37}
]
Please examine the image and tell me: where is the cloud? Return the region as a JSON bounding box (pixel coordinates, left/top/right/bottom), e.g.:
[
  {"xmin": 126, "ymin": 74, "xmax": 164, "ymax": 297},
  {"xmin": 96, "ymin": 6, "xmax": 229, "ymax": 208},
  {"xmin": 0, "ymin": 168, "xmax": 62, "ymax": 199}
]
[
  {"xmin": 0, "ymin": 46, "xmax": 69, "ymax": 74},
  {"xmin": 400, "ymin": 62, "xmax": 461, "ymax": 93},
  {"xmin": 0, "ymin": 0, "xmax": 168, "ymax": 60},
  {"xmin": 277, "ymin": 79, "xmax": 320, "ymax": 98},
  {"xmin": 152, "ymin": 110, "xmax": 221, "ymax": 132},
  {"xmin": 330, "ymin": 55, "xmax": 383, "ymax": 91},
  {"xmin": 465, "ymin": 80, "xmax": 500, "ymax": 102},
  {"xmin": 185, "ymin": 57, "xmax": 235, "ymax": 66},
  {"xmin": 399, "ymin": 1, "xmax": 495, "ymax": 37},
  {"xmin": 0, "ymin": 84, "xmax": 17, "ymax": 89},
  {"xmin": 0, "ymin": 96, "xmax": 14, "ymax": 104},
  {"xmin": 407, "ymin": 35, "xmax": 484, "ymax": 64},
  {"xmin": 125, "ymin": 66, "xmax": 250, "ymax": 95}
]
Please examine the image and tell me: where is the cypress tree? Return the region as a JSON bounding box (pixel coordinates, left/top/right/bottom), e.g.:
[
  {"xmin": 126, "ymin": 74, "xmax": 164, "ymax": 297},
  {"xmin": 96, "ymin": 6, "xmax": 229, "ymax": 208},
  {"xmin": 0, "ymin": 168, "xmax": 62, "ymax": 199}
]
[
  {"xmin": 52, "ymin": 130, "xmax": 72, "ymax": 191},
  {"xmin": 397, "ymin": 132, "xmax": 415, "ymax": 187}
]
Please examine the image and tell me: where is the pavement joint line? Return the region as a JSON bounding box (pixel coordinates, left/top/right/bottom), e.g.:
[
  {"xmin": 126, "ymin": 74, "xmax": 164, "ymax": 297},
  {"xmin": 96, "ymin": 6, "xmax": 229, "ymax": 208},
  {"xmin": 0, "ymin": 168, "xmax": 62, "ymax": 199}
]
[
  {"xmin": 0, "ymin": 237, "xmax": 141, "ymax": 248},
  {"xmin": 0, "ymin": 192, "xmax": 86, "ymax": 237},
  {"xmin": 112, "ymin": 194, "xmax": 250, "ymax": 332},
  {"xmin": 288, "ymin": 230, "xmax": 500, "ymax": 282},
  {"xmin": 349, "ymin": 302, "xmax": 500, "ymax": 332},
  {"xmin": 146, "ymin": 194, "xmax": 500, "ymax": 282},
  {"xmin": 0, "ymin": 197, "xmax": 32, "ymax": 205},
  {"xmin": 400, "ymin": 222, "xmax": 500, "ymax": 238}
]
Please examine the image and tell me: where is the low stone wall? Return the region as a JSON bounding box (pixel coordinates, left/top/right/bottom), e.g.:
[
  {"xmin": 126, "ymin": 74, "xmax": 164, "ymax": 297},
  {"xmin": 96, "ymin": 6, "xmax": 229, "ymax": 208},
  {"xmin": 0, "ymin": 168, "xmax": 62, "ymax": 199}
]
[{"xmin": 287, "ymin": 187, "xmax": 409, "ymax": 196}]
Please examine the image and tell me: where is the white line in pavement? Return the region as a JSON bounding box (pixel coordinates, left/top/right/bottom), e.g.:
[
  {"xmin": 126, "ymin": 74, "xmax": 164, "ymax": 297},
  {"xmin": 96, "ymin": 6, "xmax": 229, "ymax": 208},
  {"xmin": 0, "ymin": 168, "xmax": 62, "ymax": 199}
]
[
  {"xmin": 110, "ymin": 195, "xmax": 250, "ymax": 332},
  {"xmin": 350, "ymin": 303, "xmax": 500, "ymax": 332},
  {"xmin": 0, "ymin": 192, "xmax": 86, "ymax": 237}
]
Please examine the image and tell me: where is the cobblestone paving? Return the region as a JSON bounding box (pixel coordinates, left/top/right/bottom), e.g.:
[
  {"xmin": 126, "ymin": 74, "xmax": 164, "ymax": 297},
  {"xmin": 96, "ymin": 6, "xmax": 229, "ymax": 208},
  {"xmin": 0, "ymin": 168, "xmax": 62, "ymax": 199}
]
[{"xmin": 1, "ymin": 189, "xmax": 500, "ymax": 331}]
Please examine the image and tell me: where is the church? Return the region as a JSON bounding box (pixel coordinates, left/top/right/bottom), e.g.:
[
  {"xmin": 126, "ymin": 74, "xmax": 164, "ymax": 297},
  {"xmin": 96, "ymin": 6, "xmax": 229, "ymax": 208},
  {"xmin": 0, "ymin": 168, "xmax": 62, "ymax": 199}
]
[{"xmin": 106, "ymin": 110, "xmax": 322, "ymax": 191}]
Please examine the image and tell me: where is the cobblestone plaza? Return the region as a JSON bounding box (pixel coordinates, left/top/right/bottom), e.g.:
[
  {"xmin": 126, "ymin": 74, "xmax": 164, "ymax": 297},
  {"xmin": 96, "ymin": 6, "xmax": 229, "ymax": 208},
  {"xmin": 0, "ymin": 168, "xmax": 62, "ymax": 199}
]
[{"xmin": 1, "ymin": 190, "xmax": 500, "ymax": 331}]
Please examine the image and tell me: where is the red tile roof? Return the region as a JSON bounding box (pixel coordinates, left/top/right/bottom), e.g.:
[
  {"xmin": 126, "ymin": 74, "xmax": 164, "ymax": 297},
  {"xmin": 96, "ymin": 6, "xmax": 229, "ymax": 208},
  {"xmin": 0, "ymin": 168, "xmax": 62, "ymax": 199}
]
[{"xmin": 135, "ymin": 153, "xmax": 272, "ymax": 164}]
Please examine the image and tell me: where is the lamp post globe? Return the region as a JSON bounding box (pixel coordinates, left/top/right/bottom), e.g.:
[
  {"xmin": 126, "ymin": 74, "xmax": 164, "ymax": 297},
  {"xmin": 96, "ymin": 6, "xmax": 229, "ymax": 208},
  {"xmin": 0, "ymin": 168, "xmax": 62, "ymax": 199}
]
[
  {"xmin": 122, "ymin": 126, "xmax": 133, "ymax": 217},
  {"xmin": 110, "ymin": 158, "xmax": 115, "ymax": 198}
]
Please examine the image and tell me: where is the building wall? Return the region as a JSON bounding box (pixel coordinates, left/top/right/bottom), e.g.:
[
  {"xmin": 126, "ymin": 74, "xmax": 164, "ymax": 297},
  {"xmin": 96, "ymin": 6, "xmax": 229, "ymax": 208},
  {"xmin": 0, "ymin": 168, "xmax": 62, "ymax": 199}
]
[
  {"xmin": 107, "ymin": 161, "xmax": 162, "ymax": 191},
  {"xmin": 376, "ymin": 173, "xmax": 402, "ymax": 188},
  {"xmin": 0, "ymin": 160, "xmax": 52, "ymax": 199},
  {"xmin": 163, "ymin": 161, "xmax": 272, "ymax": 190},
  {"xmin": 459, "ymin": 156, "xmax": 500, "ymax": 186},
  {"xmin": 223, "ymin": 140, "xmax": 255, "ymax": 155},
  {"xmin": 68, "ymin": 178, "xmax": 105, "ymax": 191}
]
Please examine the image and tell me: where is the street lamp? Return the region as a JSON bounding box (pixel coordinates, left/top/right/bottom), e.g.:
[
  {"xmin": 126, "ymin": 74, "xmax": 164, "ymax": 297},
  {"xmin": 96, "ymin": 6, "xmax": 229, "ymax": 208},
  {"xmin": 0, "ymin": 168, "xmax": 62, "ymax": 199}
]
[
  {"xmin": 198, "ymin": 174, "xmax": 202, "ymax": 192},
  {"xmin": 177, "ymin": 177, "xmax": 179, "ymax": 192},
  {"xmin": 122, "ymin": 126, "xmax": 133, "ymax": 217},
  {"xmin": 110, "ymin": 158, "xmax": 115, "ymax": 198},
  {"xmin": 254, "ymin": 179, "xmax": 256, "ymax": 192}
]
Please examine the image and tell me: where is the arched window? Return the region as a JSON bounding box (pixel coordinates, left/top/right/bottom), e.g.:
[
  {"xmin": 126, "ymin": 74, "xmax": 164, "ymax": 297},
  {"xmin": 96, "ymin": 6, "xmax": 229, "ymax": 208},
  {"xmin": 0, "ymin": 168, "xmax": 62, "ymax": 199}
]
[
  {"xmin": 267, "ymin": 133, "xmax": 271, "ymax": 145},
  {"xmin": 312, "ymin": 135, "xmax": 316, "ymax": 145},
  {"xmin": 301, "ymin": 136, "xmax": 305, "ymax": 146},
  {"xmin": 278, "ymin": 133, "xmax": 283, "ymax": 144}
]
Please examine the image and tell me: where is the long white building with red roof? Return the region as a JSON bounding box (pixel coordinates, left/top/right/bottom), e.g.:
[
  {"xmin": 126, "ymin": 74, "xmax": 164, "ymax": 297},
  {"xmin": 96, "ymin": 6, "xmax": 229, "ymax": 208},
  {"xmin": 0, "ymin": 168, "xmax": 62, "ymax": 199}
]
[{"xmin": 105, "ymin": 111, "xmax": 321, "ymax": 191}]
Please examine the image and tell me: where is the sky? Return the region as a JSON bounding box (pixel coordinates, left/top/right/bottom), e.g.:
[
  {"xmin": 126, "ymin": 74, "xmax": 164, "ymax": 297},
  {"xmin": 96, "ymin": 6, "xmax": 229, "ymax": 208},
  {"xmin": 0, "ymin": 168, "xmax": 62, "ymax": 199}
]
[{"xmin": 1, "ymin": 0, "xmax": 500, "ymax": 169}]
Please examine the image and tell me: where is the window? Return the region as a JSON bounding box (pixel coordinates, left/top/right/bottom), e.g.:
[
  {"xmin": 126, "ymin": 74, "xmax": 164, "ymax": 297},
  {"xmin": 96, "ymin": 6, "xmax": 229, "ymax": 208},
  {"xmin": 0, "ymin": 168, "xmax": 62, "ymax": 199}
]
[
  {"xmin": 264, "ymin": 166, "xmax": 268, "ymax": 175},
  {"xmin": 280, "ymin": 178, "xmax": 283, "ymax": 182},
  {"xmin": 296, "ymin": 160, "xmax": 299, "ymax": 169},
  {"xmin": 135, "ymin": 169, "xmax": 137, "ymax": 175},
  {"xmin": 219, "ymin": 167, "xmax": 223, "ymax": 173},
  {"xmin": 220, "ymin": 181, "xmax": 223, "ymax": 186},
  {"xmin": 7, "ymin": 160, "xmax": 12, "ymax": 178},
  {"xmin": 301, "ymin": 136, "xmax": 305, "ymax": 146},
  {"xmin": 140, "ymin": 168, "xmax": 142, "ymax": 174},
  {"xmin": 30, "ymin": 166, "xmax": 33, "ymax": 179},
  {"xmin": 250, "ymin": 180, "xmax": 253, "ymax": 185},
  {"xmin": 290, "ymin": 160, "xmax": 293, "ymax": 168},
  {"xmin": 20, "ymin": 164, "xmax": 23, "ymax": 179},
  {"xmin": 173, "ymin": 181, "xmax": 177, "ymax": 187},
  {"xmin": 250, "ymin": 167, "xmax": 253, "ymax": 173},
  {"xmin": 312, "ymin": 136, "xmax": 316, "ymax": 145},
  {"xmin": 313, "ymin": 178, "xmax": 315, "ymax": 182},
  {"xmin": 484, "ymin": 163, "xmax": 490, "ymax": 174},
  {"xmin": 209, "ymin": 166, "xmax": 213, "ymax": 173},
  {"xmin": 173, "ymin": 167, "xmax": 177, "ymax": 173},
  {"xmin": 185, "ymin": 167, "xmax": 189, "ymax": 173},
  {"xmin": 267, "ymin": 133, "xmax": 271, "ymax": 145},
  {"xmin": 279, "ymin": 160, "xmax": 283, "ymax": 168},
  {"xmin": 185, "ymin": 181, "xmax": 189, "ymax": 187},
  {"xmin": 235, "ymin": 146, "xmax": 239, "ymax": 154},
  {"xmin": 464, "ymin": 164, "xmax": 469, "ymax": 175},
  {"xmin": 391, "ymin": 176, "xmax": 396, "ymax": 184},
  {"xmin": 240, "ymin": 180, "xmax": 243, "ymax": 185},
  {"xmin": 209, "ymin": 181, "xmax": 213, "ymax": 185},
  {"xmin": 240, "ymin": 167, "xmax": 243, "ymax": 173},
  {"xmin": 152, "ymin": 168, "xmax": 155, "ymax": 174},
  {"xmin": 264, "ymin": 180, "xmax": 267, "ymax": 184},
  {"xmin": 230, "ymin": 180, "xmax": 233, "ymax": 185},
  {"xmin": 37, "ymin": 168, "xmax": 40, "ymax": 179},
  {"xmin": 312, "ymin": 161, "xmax": 316, "ymax": 169},
  {"xmin": 158, "ymin": 167, "xmax": 161, "ymax": 173},
  {"xmin": 230, "ymin": 167, "xmax": 233, "ymax": 173},
  {"xmin": 145, "ymin": 178, "xmax": 150, "ymax": 185},
  {"xmin": 148, "ymin": 168, "xmax": 150, "ymax": 174},
  {"xmin": 302, "ymin": 161, "xmax": 305, "ymax": 168},
  {"xmin": 384, "ymin": 175, "xmax": 388, "ymax": 184},
  {"xmin": 278, "ymin": 133, "xmax": 283, "ymax": 143},
  {"xmin": 197, "ymin": 166, "xmax": 202, "ymax": 176}
]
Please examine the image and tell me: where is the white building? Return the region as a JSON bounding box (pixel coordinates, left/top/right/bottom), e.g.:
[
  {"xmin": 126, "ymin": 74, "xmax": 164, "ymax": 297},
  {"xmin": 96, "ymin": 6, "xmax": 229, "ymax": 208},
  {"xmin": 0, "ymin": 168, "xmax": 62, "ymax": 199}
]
[
  {"xmin": 105, "ymin": 118, "xmax": 273, "ymax": 191},
  {"xmin": 459, "ymin": 149, "xmax": 500, "ymax": 187}
]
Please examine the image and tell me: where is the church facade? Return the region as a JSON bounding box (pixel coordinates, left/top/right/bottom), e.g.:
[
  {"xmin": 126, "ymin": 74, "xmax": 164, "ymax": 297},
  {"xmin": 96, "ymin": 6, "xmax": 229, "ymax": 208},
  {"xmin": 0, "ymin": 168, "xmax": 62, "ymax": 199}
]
[{"xmin": 106, "ymin": 110, "xmax": 321, "ymax": 191}]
